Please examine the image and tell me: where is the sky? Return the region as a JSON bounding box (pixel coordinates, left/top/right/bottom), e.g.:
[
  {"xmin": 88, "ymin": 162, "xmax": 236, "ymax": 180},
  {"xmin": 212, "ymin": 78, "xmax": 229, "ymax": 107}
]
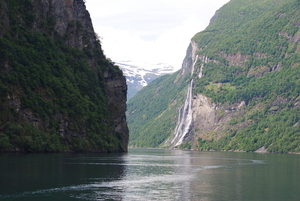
[{"xmin": 85, "ymin": 0, "xmax": 230, "ymax": 70}]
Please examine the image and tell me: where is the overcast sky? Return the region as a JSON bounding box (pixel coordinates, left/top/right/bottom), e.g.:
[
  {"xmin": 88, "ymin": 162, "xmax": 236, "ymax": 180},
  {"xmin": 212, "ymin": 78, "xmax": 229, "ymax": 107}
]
[{"xmin": 85, "ymin": 0, "xmax": 230, "ymax": 70}]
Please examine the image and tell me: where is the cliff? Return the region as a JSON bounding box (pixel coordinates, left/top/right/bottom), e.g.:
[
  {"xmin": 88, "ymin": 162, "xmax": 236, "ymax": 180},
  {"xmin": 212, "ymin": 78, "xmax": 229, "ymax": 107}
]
[
  {"xmin": 0, "ymin": 0, "xmax": 129, "ymax": 152},
  {"xmin": 127, "ymin": 0, "xmax": 300, "ymax": 153}
]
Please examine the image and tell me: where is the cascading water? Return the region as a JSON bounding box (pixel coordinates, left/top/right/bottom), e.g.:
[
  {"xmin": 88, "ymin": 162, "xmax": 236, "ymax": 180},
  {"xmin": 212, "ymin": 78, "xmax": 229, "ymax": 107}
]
[
  {"xmin": 191, "ymin": 55, "xmax": 198, "ymax": 76},
  {"xmin": 170, "ymin": 79, "xmax": 194, "ymax": 147},
  {"xmin": 198, "ymin": 64, "xmax": 204, "ymax": 78},
  {"xmin": 168, "ymin": 53, "xmax": 207, "ymax": 147},
  {"xmin": 198, "ymin": 56, "xmax": 207, "ymax": 78}
]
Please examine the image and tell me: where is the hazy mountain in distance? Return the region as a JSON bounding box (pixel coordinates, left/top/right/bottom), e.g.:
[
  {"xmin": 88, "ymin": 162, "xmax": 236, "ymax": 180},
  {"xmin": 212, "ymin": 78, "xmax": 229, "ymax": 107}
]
[{"xmin": 116, "ymin": 61, "xmax": 177, "ymax": 100}]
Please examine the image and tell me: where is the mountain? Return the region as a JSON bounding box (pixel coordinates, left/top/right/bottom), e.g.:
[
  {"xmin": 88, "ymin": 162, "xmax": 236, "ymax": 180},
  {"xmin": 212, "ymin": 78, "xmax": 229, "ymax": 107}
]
[
  {"xmin": 116, "ymin": 61, "xmax": 176, "ymax": 100},
  {"xmin": 0, "ymin": 0, "xmax": 128, "ymax": 152},
  {"xmin": 127, "ymin": 0, "xmax": 300, "ymax": 153}
]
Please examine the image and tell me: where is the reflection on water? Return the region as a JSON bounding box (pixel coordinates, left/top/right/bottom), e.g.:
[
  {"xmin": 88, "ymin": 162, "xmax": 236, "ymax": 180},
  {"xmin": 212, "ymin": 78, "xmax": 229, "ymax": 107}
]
[{"xmin": 0, "ymin": 149, "xmax": 299, "ymax": 201}]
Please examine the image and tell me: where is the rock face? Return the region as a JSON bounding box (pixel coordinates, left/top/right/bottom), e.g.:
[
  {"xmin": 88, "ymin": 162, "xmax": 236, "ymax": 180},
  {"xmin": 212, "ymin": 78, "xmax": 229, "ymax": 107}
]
[
  {"xmin": 192, "ymin": 94, "xmax": 218, "ymax": 134},
  {"xmin": 104, "ymin": 70, "xmax": 129, "ymax": 149},
  {"xmin": 0, "ymin": 0, "xmax": 129, "ymax": 152},
  {"xmin": 192, "ymin": 94, "xmax": 247, "ymax": 144},
  {"xmin": 169, "ymin": 40, "xmax": 247, "ymax": 147},
  {"xmin": 178, "ymin": 41, "xmax": 198, "ymax": 76},
  {"xmin": 34, "ymin": 0, "xmax": 96, "ymax": 49}
]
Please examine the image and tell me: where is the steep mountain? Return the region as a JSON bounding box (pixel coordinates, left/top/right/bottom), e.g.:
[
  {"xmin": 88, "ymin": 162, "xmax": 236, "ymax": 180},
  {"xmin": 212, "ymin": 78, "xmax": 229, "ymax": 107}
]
[
  {"xmin": 127, "ymin": 0, "xmax": 300, "ymax": 153},
  {"xmin": 116, "ymin": 61, "xmax": 176, "ymax": 100},
  {"xmin": 0, "ymin": 0, "xmax": 128, "ymax": 152}
]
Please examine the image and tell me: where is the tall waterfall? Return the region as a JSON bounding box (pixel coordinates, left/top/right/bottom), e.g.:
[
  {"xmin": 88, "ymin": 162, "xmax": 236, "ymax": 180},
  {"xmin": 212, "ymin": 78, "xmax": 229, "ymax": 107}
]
[
  {"xmin": 171, "ymin": 79, "xmax": 194, "ymax": 147},
  {"xmin": 167, "ymin": 53, "xmax": 207, "ymax": 147}
]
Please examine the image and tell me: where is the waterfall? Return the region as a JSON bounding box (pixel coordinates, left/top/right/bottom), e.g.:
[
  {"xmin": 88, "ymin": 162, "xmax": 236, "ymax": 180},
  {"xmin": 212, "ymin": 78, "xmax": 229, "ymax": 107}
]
[
  {"xmin": 204, "ymin": 56, "xmax": 208, "ymax": 63},
  {"xmin": 168, "ymin": 54, "xmax": 207, "ymax": 147},
  {"xmin": 171, "ymin": 79, "xmax": 194, "ymax": 147},
  {"xmin": 198, "ymin": 56, "xmax": 207, "ymax": 78},
  {"xmin": 191, "ymin": 55, "xmax": 198, "ymax": 76},
  {"xmin": 198, "ymin": 64, "xmax": 204, "ymax": 78}
]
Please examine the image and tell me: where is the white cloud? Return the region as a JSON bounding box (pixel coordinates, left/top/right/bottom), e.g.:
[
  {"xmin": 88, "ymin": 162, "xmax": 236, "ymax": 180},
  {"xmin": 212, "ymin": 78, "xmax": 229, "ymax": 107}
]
[
  {"xmin": 86, "ymin": 0, "xmax": 230, "ymax": 70},
  {"xmin": 148, "ymin": 17, "xmax": 206, "ymax": 68}
]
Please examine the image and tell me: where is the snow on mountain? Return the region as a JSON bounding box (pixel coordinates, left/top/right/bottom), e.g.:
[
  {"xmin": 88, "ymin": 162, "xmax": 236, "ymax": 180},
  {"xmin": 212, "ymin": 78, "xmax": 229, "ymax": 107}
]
[{"xmin": 116, "ymin": 60, "xmax": 177, "ymax": 100}]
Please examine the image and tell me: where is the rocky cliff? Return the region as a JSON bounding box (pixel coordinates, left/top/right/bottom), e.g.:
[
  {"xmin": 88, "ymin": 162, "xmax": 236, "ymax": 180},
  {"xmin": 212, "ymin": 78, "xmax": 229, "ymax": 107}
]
[
  {"xmin": 127, "ymin": 0, "xmax": 300, "ymax": 153},
  {"xmin": 167, "ymin": 39, "xmax": 248, "ymax": 148},
  {"xmin": 0, "ymin": 0, "xmax": 128, "ymax": 152}
]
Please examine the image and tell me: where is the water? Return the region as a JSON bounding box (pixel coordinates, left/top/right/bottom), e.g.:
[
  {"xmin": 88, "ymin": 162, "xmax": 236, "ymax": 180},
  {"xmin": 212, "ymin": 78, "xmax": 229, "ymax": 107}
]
[
  {"xmin": 0, "ymin": 149, "xmax": 299, "ymax": 201},
  {"xmin": 170, "ymin": 80, "xmax": 194, "ymax": 147}
]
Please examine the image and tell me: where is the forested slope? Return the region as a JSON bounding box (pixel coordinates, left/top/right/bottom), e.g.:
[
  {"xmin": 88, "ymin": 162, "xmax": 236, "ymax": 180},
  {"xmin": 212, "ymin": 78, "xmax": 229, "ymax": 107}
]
[
  {"xmin": 0, "ymin": 0, "xmax": 128, "ymax": 152},
  {"xmin": 127, "ymin": 72, "xmax": 190, "ymax": 147},
  {"xmin": 127, "ymin": 0, "xmax": 300, "ymax": 153}
]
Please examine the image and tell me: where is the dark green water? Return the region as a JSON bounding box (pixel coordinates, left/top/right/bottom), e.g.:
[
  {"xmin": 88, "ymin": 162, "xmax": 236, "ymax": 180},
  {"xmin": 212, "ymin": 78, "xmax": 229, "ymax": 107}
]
[{"xmin": 0, "ymin": 148, "xmax": 299, "ymax": 201}]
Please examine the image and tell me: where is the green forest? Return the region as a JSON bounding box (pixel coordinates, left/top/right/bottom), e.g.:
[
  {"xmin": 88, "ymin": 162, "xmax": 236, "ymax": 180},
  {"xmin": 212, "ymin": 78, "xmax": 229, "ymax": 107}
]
[
  {"xmin": 127, "ymin": 0, "xmax": 300, "ymax": 153},
  {"xmin": 0, "ymin": 0, "xmax": 127, "ymax": 152}
]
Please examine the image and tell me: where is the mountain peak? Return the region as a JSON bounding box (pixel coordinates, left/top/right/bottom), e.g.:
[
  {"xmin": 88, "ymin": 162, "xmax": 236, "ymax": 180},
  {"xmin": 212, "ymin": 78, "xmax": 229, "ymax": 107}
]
[{"xmin": 117, "ymin": 60, "xmax": 177, "ymax": 99}]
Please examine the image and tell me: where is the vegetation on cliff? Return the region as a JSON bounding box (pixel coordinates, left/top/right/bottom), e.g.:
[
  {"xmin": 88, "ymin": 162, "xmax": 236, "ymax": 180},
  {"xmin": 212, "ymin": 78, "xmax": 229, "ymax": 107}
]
[
  {"xmin": 127, "ymin": 0, "xmax": 300, "ymax": 153},
  {"xmin": 0, "ymin": 0, "xmax": 128, "ymax": 152},
  {"xmin": 192, "ymin": 0, "xmax": 300, "ymax": 153}
]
